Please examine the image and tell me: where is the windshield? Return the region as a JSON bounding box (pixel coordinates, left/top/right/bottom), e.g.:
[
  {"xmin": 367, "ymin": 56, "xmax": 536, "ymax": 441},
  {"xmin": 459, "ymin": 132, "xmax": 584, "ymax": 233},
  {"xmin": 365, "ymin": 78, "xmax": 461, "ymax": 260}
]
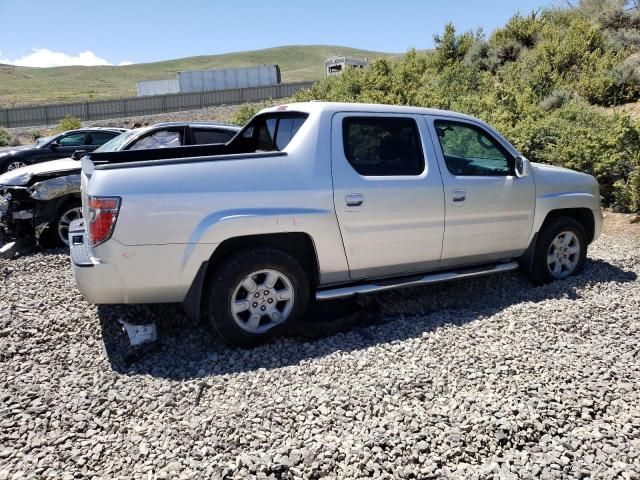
[
  {"xmin": 35, "ymin": 136, "xmax": 54, "ymax": 147},
  {"xmin": 93, "ymin": 130, "xmax": 137, "ymax": 153}
]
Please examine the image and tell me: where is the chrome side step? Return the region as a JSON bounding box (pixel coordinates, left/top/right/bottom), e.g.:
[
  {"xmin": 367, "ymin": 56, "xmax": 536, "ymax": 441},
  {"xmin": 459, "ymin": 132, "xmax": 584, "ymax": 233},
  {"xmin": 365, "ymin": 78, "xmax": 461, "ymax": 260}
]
[{"xmin": 315, "ymin": 261, "xmax": 520, "ymax": 301}]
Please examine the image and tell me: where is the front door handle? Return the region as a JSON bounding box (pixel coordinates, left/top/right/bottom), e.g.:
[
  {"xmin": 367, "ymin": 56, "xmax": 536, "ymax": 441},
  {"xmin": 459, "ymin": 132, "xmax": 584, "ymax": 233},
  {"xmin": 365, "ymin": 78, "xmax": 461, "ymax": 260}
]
[
  {"xmin": 452, "ymin": 190, "xmax": 466, "ymax": 202},
  {"xmin": 346, "ymin": 193, "xmax": 364, "ymax": 208}
]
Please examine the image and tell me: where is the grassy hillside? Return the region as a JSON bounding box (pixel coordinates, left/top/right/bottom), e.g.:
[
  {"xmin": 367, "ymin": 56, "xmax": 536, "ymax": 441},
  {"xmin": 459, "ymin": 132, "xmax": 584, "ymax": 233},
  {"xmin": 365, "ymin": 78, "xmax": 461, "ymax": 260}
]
[{"xmin": 0, "ymin": 45, "xmax": 390, "ymax": 107}]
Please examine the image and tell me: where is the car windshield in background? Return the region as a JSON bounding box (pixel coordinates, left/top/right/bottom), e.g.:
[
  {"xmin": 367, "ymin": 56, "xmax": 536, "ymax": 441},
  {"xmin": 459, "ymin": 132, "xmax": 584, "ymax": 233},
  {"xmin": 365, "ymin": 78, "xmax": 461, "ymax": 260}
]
[
  {"xmin": 35, "ymin": 136, "xmax": 53, "ymax": 147},
  {"xmin": 93, "ymin": 130, "xmax": 137, "ymax": 153}
]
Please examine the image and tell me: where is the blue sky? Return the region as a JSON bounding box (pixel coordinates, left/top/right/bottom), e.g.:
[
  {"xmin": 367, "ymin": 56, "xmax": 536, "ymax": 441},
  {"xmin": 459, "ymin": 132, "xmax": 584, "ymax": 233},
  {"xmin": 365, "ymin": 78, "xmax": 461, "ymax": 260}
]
[{"xmin": 0, "ymin": 0, "xmax": 550, "ymax": 67}]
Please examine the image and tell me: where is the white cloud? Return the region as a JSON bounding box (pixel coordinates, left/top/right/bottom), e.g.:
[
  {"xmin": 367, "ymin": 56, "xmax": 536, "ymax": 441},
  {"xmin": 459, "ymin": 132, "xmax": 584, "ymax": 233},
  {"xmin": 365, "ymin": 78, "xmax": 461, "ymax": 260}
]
[
  {"xmin": 0, "ymin": 49, "xmax": 135, "ymax": 68},
  {"xmin": 118, "ymin": 61, "xmax": 134, "ymax": 66}
]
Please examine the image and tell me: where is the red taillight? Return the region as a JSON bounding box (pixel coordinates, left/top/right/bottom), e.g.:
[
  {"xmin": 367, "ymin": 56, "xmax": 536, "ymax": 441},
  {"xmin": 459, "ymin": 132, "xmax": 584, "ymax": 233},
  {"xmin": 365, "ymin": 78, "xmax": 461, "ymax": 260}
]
[{"xmin": 87, "ymin": 196, "xmax": 120, "ymax": 247}]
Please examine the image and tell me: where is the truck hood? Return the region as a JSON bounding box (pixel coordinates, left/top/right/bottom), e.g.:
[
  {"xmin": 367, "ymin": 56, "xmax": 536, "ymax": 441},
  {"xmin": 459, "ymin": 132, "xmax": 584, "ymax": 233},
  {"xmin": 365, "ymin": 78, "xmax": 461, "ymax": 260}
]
[
  {"xmin": 0, "ymin": 157, "xmax": 80, "ymax": 186},
  {"xmin": 531, "ymin": 162, "xmax": 599, "ymax": 198}
]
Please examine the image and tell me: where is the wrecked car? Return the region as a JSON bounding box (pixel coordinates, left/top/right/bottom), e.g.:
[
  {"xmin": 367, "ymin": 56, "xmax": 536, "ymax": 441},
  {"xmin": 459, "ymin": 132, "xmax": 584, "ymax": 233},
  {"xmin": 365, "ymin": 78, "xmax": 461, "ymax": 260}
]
[{"xmin": 0, "ymin": 122, "xmax": 240, "ymax": 256}]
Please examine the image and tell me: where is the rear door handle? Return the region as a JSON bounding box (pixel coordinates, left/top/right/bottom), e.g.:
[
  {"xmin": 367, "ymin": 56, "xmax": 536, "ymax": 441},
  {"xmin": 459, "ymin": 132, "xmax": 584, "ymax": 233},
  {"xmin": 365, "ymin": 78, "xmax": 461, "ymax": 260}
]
[
  {"xmin": 452, "ymin": 190, "xmax": 466, "ymax": 202},
  {"xmin": 346, "ymin": 193, "xmax": 364, "ymax": 208}
]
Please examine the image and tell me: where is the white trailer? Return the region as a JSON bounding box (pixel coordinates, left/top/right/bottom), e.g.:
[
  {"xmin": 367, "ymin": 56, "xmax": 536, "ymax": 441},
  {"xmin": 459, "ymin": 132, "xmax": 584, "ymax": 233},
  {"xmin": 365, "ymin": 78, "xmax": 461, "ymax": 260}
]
[
  {"xmin": 177, "ymin": 65, "xmax": 281, "ymax": 93},
  {"xmin": 136, "ymin": 79, "xmax": 180, "ymax": 96}
]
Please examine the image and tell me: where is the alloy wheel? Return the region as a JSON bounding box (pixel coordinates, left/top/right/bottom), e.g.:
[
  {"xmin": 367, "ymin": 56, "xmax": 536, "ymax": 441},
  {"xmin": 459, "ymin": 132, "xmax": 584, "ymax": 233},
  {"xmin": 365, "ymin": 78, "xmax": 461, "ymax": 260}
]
[
  {"xmin": 58, "ymin": 207, "xmax": 83, "ymax": 246},
  {"xmin": 547, "ymin": 231, "xmax": 580, "ymax": 279},
  {"xmin": 6, "ymin": 161, "xmax": 28, "ymax": 171},
  {"xmin": 230, "ymin": 269, "xmax": 295, "ymax": 334}
]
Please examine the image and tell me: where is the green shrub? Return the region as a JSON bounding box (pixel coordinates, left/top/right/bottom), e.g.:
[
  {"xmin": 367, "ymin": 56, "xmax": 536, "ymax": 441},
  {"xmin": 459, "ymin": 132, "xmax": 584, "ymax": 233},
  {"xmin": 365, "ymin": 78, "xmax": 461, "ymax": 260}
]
[
  {"xmin": 510, "ymin": 101, "xmax": 640, "ymax": 210},
  {"xmin": 0, "ymin": 128, "xmax": 9, "ymax": 147},
  {"xmin": 540, "ymin": 90, "xmax": 574, "ymax": 110},
  {"xmin": 57, "ymin": 115, "xmax": 82, "ymax": 132},
  {"xmin": 232, "ymin": 105, "xmax": 260, "ymax": 126},
  {"xmin": 491, "ymin": 12, "xmax": 543, "ymax": 48},
  {"xmin": 28, "ymin": 129, "xmax": 43, "ymax": 142},
  {"xmin": 231, "ymin": 100, "xmax": 276, "ymax": 126},
  {"xmin": 464, "ymin": 40, "xmax": 494, "ymax": 71},
  {"xmin": 432, "ymin": 23, "xmax": 478, "ymax": 70}
]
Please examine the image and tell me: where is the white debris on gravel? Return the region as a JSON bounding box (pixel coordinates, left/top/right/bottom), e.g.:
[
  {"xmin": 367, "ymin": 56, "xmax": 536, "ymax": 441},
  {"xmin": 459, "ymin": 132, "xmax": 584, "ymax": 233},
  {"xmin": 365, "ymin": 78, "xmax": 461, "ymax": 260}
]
[{"xmin": 0, "ymin": 219, "xmax": 639, "ymax": 479}]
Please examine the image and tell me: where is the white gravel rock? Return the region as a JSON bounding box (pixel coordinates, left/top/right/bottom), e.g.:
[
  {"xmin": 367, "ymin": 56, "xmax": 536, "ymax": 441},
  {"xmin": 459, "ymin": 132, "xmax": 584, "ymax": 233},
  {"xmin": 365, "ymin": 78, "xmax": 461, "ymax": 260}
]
[{"xmin": 0, "ymin": 217, "xmax": 639, "ymax": 478}]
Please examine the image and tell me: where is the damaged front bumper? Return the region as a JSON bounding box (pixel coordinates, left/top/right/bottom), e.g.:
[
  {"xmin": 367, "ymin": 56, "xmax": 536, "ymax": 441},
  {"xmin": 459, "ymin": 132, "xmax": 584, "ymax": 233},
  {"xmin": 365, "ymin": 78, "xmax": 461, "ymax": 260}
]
[
  {"xmin": 0, "ymin": 186, "xmax": 34, "ymax": 243},
  {"xmin": 0, "ymin": 174, "xmax": 81, "ymax": 252}
]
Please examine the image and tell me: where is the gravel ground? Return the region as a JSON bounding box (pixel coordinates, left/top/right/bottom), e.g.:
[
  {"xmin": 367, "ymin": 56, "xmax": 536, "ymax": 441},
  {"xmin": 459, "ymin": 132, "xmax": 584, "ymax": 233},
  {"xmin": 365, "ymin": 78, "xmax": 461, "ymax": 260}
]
[{"xmin": 0, "ymin": 214, "xmax": 639, "ymax": 479}]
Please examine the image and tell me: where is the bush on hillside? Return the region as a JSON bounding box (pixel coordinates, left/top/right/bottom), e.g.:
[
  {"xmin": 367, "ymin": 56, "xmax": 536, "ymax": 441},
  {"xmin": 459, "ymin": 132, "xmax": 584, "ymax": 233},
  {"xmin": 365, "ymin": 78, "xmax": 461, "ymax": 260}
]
[
  {"xmin": 57, "ymin": 115, "xmax": 82, "ymax": 132},
  {"xmin": 232, "ymin": 105, "xmax": 259, "ymax": 126},
  {"xmin": 509, "ymin": 102, "xmax": 640, "ymax": 211},
  {"xmin": 0, "ymin": 128, "xmax": 9, "ymax": 147},
  {"xmin": 232, "ymin": 101, "xmax": 276, "ymax": 126},
  {"xmin": 28, "ymin": 129, "xmax": 43, "ymax": 142},
  {"xmin": 540, "ymin": 90, "xmax": 574, "ymax": 110}
]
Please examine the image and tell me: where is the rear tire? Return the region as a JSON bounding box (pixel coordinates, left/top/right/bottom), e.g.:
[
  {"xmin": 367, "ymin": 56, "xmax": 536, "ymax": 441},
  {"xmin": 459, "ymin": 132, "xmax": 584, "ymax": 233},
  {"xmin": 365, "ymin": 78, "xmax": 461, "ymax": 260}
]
[
  {"xmin": 37, "ymin": 198, "xmax": 83, "ymax": 249},
  {"xmin": 526, "ymin": 215, "xmax": 587, "ymax": 285},
  {"xmin": 204, "ymin": 247, "xmax": 310, "ymax": 347},
  {"xmin": 2, "ymin": 159, "xmax": 28, "ymax": 173}
]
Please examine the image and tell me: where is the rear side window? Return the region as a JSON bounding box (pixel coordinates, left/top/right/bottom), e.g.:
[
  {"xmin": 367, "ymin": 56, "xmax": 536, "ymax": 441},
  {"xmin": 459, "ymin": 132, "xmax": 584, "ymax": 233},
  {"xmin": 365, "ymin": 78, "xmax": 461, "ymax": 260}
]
[
  {"xmin": 241, "ymin": 114, "xmax": 307, "ymax": 152},
  {"xmin": 129, "ymin": 129, "xmax": 183, "ymax": 150},
  {"xmin": 274, "ymin": 117, "xmax": 305, "ymax": 150},
  {"xmin": 88, "ymin": 132, "xmax": 118, "ymax": 146},
  {"xmin": 192, "ymin": 128, "xmax": 233, "ymax": 145},
  {"xmin": 342, "ymin": 117, "xmax": 424, "ymax": 176}
]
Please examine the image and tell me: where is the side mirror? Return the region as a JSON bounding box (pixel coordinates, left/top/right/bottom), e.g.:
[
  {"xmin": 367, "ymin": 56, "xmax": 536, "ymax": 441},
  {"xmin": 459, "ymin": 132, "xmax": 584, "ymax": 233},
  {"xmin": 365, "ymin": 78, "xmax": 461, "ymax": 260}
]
[
  {"xmin": 49, "ymin": 141, "xmax": 59, "ymax": 150},
  {"xmin": 514, "ymin": 155, "xmax": 530, "ymax": 178},
  {"xmin": 71, "ymin": 149, "xmax": 87, "ymax": 160}
]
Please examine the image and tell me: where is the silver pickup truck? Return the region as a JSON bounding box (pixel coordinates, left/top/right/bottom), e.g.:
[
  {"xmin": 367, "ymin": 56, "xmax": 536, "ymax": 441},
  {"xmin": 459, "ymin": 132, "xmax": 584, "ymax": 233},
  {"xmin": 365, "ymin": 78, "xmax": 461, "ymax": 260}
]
[{"xmin": 70, "ymin": 102, "xmax": 602, "ymax": 346}]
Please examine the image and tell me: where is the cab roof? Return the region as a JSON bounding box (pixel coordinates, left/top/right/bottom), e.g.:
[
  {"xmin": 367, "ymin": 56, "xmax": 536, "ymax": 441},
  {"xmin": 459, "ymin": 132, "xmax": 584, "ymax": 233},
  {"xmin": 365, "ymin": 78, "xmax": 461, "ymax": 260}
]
[{"xmin": 260, "ymin": 101, "xmax": 481, "ymax": 123}]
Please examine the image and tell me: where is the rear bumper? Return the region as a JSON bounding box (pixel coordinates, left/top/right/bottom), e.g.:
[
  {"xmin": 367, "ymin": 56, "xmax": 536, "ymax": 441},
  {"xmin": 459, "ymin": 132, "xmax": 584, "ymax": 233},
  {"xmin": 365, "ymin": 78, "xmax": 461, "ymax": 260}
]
[
  {"xmin": 69, "ymin": 220, "xmax": 215, "ymax": 304},
  {"xmin": 69, "ymin": 219, "xmax": 130, "ymax": 303}
]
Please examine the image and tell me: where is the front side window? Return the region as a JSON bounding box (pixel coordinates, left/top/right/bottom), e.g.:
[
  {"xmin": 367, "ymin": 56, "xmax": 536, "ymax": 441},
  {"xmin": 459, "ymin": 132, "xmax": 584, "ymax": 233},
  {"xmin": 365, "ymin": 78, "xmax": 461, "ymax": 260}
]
[
  {"xmin": 434, "ymin": 120, "xmax": 512, "ymax": 176},
  {"xmin": 191, "ymin": 128, "xmax": 233, "ymax": 145},
  {"xmin": 342, "ymin": 117, "xmax": 425, "ymax": 176},
  {"xmin": 58, "ymin": 132, "xmax": 87, "ymax": 147},
  {"xmin": 129, "ymin": 129, "xmax": 183, "ymax": 150}
]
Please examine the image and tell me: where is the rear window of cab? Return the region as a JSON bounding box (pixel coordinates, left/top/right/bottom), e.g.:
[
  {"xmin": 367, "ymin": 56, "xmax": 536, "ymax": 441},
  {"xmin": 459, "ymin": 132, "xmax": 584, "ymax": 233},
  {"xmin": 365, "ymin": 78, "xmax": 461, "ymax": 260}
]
[{"xmin": 239, "ymin": 112, "xmax": 308, "ymax": 152}]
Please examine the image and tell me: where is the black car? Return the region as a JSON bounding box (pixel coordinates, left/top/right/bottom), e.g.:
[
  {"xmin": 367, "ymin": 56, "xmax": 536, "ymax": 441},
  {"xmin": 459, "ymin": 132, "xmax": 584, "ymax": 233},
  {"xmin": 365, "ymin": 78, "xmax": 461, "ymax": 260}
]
[{"xmin": 0, "ymin": 128, "xmax": 128, "ymax": 173}]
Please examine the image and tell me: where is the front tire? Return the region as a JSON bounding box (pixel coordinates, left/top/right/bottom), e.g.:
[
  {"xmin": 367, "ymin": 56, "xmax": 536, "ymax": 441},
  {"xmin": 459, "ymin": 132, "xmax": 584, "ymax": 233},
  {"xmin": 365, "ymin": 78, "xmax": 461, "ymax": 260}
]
[
  {"xmin": 527, "ymin": 215, "xmax": 587, "ymax": 285},
  {"xmin": 204, "ymin": 248, "xmax": 310, "ymax": 347},
  {"xmin": 53, "ymin": 200, "xmax": 83, "ymax": 247}
]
